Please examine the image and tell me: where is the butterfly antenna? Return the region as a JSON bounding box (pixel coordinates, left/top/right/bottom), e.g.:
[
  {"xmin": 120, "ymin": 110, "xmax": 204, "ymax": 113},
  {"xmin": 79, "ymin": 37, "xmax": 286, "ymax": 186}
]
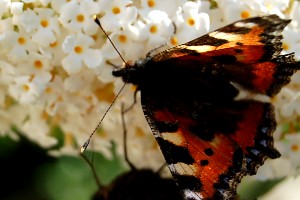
[
  {"xmin": 121, "ymin": 103, "xmax": 137, "ymax": 171},
  {"xmin": 156, "ymin": 163, "xmax": 167, "ymax": 174},
  {"xmin": 81, "ymin": 82, "xmax": 127, "ymax": 153},
  {"xmin": 93, "ymin": 15, "xmax": 126, "ymax": 64}
]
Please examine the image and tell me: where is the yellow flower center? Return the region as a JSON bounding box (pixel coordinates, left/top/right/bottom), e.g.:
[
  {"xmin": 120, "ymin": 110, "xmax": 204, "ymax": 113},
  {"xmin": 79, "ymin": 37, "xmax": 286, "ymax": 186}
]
[
  {"xmin": 170, "ymin": 36, "xmax": 178, "ymax": 46},
  {"xmin": 76, "ymin": 14, "xmax": 85, "ymax": 22},
  {"xmin": 50, "ymin": 41, "xmax": 57, "ymax": 48},
  {"xmin": 149, "ymin": 25, "xmax": 158, "ymax": 33},
  {"xmin": 94, "ymin": 83, "xmax": 115, "ymax": 103},
  {"xmin": 147, "ymin": 0, "xmax": 155, "ymax": 7},
  {"xmin": 45, "ymin": 87, "xmax": 53, "ymax": 93},
  {"xmin": 291, "ymin": 144, "xmax": 299, "ymax": 152},
  {"xmin": 241, "ymin": 11, "xmax": 250, "ymax": 19},
  {"xmin": 22, "ymin": 84, "xmax": 30, "ymax": 91},
  {"xmin": 34, "ymin": 60, "xmax": 43, "ymax": 69},
  {"xmin": 18, "ymin": 37, "xmax": 26, "ymax": 45},
  {"xmin": 112, "ymin": 7, "xmax": 121, "ymax": 14},
  {"xmin": 74, "ymin": 46, "xmax": 83, "ymax": 54},
  {"xmin": 118, "ymin": 35, "xmax": 127, "ymax": 43},
  {"xmin": 40, "ymin": 19, "xmax": 49, "ymax": 27},
  {"xmin": 282, "ymin": 43, "xmax": 289, "ymax": 50},
  {"xmin": 64, "ymin": 132, "xmax": 74, "ymax": 146},
  {"xmin": 92, "ymin": 34, "xmax": 98, "ymax": 41},
  {"xmin": 187, "ymin": 17, "xmax": 195, "ymax": 26},
  {"xmin": 42, "ymin": 111, "xmax": 49, "ymax": 120},
  {"xmin": 57, "ymin": 95, "xmax": 63, "ymax": 101}
]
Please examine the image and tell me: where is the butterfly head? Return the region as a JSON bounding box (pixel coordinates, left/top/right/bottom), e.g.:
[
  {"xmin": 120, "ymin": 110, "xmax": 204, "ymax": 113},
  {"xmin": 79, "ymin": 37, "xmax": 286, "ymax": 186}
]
[{"xmin": 112, "ymin": 58, "xmax": 150, "ymax": 85}]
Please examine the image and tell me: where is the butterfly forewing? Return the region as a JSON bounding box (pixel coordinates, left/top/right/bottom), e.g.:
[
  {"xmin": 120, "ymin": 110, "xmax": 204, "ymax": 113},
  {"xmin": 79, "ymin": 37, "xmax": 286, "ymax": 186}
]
[{"xmin": 150, "ymin": 15, "xmax": 300, "ymax": 96}]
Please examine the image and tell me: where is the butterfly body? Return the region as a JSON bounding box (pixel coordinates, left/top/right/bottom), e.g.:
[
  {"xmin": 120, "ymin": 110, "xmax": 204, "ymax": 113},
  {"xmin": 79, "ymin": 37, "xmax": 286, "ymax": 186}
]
[{"xmin": 112, "ymin": 15, "xmax": 300, "ymax": 200}]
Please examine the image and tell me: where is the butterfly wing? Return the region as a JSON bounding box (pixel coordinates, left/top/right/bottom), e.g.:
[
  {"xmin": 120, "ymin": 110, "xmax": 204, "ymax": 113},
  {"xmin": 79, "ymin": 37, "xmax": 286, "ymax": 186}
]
[
  {"xmin": 141, "ymin": 85, "xmax": 279, "ymax": 199},
  {"xmin": 151, "ymin": 15, "xmax": 300, "ymax": 96},
  {"xmin": 138, "ymin": 15, "xmax": 291, "ymax": 199},
  {"xmin": 113, "ymin": 15, "xmax": 297, "ymax": 199}
]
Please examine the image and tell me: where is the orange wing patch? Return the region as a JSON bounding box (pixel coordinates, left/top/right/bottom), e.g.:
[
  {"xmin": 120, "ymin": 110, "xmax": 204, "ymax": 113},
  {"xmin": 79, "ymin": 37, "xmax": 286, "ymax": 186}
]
[
  {"xmin": 153, "ymin": 109, "xmax": 246, "ymax": 199},
  {"xmin": 186, "ymin": 25, "xmax": 266, "ymax": 64}
]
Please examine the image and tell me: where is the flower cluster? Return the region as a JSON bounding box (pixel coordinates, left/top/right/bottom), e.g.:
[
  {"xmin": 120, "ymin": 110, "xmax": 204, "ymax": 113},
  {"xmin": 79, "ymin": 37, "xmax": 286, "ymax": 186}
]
[{"xmin": 1, "ymin": 0, "xmax": 300, "ymax": 192}]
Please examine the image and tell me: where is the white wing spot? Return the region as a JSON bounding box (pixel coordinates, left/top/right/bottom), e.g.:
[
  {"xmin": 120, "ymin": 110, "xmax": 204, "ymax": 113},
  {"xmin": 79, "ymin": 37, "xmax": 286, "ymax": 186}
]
[
  {"xmin": 186, "ymin": 45, "xmax": 215, "ymax": 53},
  {"xmin": 173, "ymin": 162, "xmax": 197, "ymax": 176},
  {"xmin": 209, "ymin": 31, "xmax": 241, "ymax": 42},
  {"xmin": 162, "ymin": 132, "xmax": 185, "ymax": 146},
  {"xmin": 234, "ymin": 22, "xmax": 256, "ymax": 28},
  {"xmin": 183, "ymin": 189, "xmax": 203, "ymax": 200}
]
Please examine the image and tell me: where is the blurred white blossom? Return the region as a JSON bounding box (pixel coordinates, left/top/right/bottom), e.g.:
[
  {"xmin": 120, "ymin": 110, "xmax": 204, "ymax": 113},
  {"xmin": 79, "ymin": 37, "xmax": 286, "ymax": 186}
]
[{"xmin": 0, "ymin": 1, "xmax": 300, "ymax": 198}]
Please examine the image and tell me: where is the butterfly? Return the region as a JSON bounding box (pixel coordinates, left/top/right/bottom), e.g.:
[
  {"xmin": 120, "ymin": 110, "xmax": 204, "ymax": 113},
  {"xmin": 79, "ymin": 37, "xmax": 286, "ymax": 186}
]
[{"xmin": 110, "ymin": 15, "xmax": 300, "ymax": 199}]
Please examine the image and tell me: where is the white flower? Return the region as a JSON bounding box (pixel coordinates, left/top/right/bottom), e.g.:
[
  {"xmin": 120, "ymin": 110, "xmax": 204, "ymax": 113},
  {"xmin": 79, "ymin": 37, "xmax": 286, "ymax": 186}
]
[
  {"xmin": 62, "ymin": 33, "xmax": 103, "ymax": 74},
  {"xmin": 174, "ymin": 1, "xmax": 210, "ymax": 44},
  {"xmin": 37, "ymin": 76, "xmax": 65, "ymax": 116},
  {"xmin": 274, "ymin": 88, "xmax": 298, "ymax": 118},
  {"xmin": 9, "ymin": 1, "xmax": 24, "ymax": 25},
  {"xmin": 140, "ymin": 10, "xmax": 174, "ymax": 51},
  {"xmin": 0, "ymin": 0, "xmax": 10, "ymax": 19},
  {"xmin": 8, "ymin": 75, "xmax": 40, "ymax": 104},
  {"xmin": 279, "ymin": 92, "xmax": 300, "ymax": 118},
  {"xmin": 22, "ymin": 0, "xmax": 37, "ymax": 3},
  {"xmin": 281, "ymin": 26, "xmax": 300, "ymax": 60},
  {"xmin": 12, "ymin": 52, "xmax": 52, "ymax": 95},
  {"xmin": 0, "ymin": 29, "xmax": 38, "ymax": 62},
  {"xmin": 291, "ymin": 1, "xmax": 300, "ymax": 27},
  {"xmin": 217, "ymin": 0, "xmax": 257, "ymax": 23},
  {"xmin": 21, "ymin": 106, "xmax": 57, "ymax": 148},
  {"xmin": 101, "ymin": 29, "xmax": 145, "ymax": 61},
  {"xmin": 38, "ymin": 30, "xmax": 66, "ymax": 67},
  {"xmin": 139, "ymin": 0, "xmax": 182, "ymax": 18},
  {"xmin": 59, "ymin": 0, "xmax": 100, "ymax": 35},
  {"xmin": 31, "ymin": 8, "xmax": 60, "ymax": 47},
  {"xmin": 38, "ymin": 0, "xmax": 52, "ymax": 7},
  {"xmin": 19, "ymin": 9, "xmax": 40, "ymax": 33},
  {"xmin": 50, "ymin": 0, "xmax": 70, "ymax": 13},
  {"xmin": 255, "ymin": 0, "xmax": 289, "ymax": 16},
  {"xmin": 259, "ymin": 175, "xmax": 300, "ymax": 200},
  {"xmin": 60, "ymin": 104, "xmax": 113, "ymax": 158},
  {"xmin": 98, "ymin": 0, "xmax": 137, "ymax": 32},
  {"xmin": 253, "ymin": 157, "xmax": 293, "ymax": 181},
  {"xmin": 279, "ymin": 133, "xmax": 300, "ymax": 168},
  {"xmin": 0, "ymin": 60, "xmax": 14, "ymax": 85},
  {"xmin": 0, "ymin": 104, "xmax": 27, "ymax": 140}
]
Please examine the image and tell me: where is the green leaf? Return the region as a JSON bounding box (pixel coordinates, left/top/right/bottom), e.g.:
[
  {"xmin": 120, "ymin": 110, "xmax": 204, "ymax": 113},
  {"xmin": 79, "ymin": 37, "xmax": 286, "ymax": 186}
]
[{"xmin": 238, "ymin": 178, "xmax": 284, "ymax": 200}]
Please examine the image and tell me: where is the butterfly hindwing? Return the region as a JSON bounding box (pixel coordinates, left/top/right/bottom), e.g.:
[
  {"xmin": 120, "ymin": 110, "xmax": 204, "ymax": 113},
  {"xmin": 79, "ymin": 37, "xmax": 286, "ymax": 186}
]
[
  {"xmin": 226, "ymin": 101, "xmax": 280, "ymax": 174},
  {"xmin": 141, "ymin": 87, "xmax": 281, "ymax": 199},
  {"xmin": 141, "ymin": 94, "xmax": 243, "ymax": 199}
]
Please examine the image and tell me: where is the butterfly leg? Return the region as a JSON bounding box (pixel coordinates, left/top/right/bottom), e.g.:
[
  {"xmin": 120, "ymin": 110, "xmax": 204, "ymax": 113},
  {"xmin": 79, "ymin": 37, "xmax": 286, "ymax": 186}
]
[
  {"xmin": 146, "ymin": 42, "xmax": 169, "ymax": 58},
  {"xmin": 123, "ymin": 89, "xmax": 139, "ymax": 113},
  {"xmin": 121, "ymin": 103, "xmax": 137, "ymax": 171},
  {"xmin": 106, "ymin": 60, "xmax": 119, "ymax": 69},
  {"xmin": 80, "ymin": 151, "xmax": 103, "ymax": 189},
  {"xmin": 155, "ymin": 163, "xmax": 167, "ymax": 174}
]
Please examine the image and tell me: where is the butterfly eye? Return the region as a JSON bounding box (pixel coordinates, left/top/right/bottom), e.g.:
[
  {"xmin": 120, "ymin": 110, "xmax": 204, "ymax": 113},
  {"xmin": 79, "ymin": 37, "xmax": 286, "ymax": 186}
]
[{"xmin": 112, "ymin": 68, "xmax": 125, "ymax": 77}]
